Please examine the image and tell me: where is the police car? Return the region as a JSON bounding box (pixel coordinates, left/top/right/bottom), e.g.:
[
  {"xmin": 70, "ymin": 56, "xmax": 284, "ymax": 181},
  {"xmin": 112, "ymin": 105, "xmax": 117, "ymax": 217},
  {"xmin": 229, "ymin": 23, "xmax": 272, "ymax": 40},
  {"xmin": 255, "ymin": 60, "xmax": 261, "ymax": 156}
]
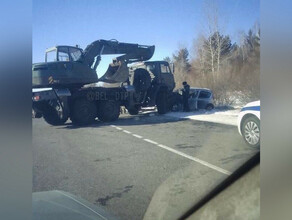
[{"xmin": 238, "ymin": 100, "xmax": 260, "ymax": 148}]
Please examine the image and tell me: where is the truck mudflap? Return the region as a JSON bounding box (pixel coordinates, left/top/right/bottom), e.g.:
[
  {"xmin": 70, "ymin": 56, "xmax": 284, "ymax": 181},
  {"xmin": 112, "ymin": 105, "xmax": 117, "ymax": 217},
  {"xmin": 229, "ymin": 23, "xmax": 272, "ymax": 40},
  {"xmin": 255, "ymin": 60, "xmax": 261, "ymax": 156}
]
[{"xmin": 32, "ymin": 88, "xmax": 71, "ymax": 123}]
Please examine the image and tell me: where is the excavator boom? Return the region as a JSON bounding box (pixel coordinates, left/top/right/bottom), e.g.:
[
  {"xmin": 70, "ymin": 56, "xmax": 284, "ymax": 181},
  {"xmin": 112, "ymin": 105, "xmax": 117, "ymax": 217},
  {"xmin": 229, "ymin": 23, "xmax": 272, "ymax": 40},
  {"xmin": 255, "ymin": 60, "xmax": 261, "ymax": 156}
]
[
  {"xmin": 82, "ymin": 39, "xmax": 155, "ymax": 66},
  {"xmin": 81, "ymin": 39, "xmax": 155, "ymax": 84}
]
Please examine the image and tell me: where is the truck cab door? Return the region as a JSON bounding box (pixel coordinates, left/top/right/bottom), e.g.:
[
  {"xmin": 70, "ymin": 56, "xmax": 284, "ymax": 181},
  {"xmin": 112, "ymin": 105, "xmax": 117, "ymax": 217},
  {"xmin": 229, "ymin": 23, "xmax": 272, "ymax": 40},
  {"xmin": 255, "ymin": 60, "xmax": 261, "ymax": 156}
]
[
  {"xmin": 159, "ymin": 63, "xmax": 175, "ymax": 90},
  {"xmin": 58, "ymin": 47, "xmax": 97, "ymax": 85},
  {"xmin": 56, "ymin": 47, "xmax": 81, "ymax": 84},
  {"xmin": 68, "ymin": 47, "xmax": 98, "ymax": 84}
]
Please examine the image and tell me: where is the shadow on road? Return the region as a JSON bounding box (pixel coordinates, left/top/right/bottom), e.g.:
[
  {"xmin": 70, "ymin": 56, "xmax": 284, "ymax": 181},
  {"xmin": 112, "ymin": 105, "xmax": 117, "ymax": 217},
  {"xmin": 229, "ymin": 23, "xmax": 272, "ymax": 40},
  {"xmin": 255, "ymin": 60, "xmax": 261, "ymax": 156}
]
[{"xmin": 56, "ymin": 112, "xmax": 188, "ymax": 130}]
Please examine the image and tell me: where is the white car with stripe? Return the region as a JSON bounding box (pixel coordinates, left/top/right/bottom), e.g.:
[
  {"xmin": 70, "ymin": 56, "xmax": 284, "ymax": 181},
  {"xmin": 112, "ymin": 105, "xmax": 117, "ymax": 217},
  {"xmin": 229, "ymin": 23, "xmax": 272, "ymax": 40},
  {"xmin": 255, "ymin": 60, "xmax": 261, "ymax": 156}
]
[{"xmin": 238, "ymin": 100, "xmax": 260, "ymax": 148}]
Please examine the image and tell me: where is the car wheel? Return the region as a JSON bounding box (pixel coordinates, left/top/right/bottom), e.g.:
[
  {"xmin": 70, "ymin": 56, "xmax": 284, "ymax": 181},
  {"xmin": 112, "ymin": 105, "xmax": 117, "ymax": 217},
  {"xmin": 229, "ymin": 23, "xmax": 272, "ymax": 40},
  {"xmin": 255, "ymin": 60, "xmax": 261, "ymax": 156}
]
[
  {"xmin": 205, "ymin": 103, "xmax": 214, "ymax": 111},
  {"xmin": 242, "ymin": 116, "xmax": 260, "ymax": 148}
]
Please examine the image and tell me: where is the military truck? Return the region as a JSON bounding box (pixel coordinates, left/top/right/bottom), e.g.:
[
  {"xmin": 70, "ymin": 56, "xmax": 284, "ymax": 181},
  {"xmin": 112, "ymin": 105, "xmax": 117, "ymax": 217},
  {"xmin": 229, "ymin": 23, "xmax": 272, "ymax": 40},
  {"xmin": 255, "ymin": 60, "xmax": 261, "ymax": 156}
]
[
  {"xmin": 124, "ymin": 61, "xmax": 175, "ymax": 115},
  {"xmin": 32, "ymin": 39, "xmax": 175, "ymax": 126}
]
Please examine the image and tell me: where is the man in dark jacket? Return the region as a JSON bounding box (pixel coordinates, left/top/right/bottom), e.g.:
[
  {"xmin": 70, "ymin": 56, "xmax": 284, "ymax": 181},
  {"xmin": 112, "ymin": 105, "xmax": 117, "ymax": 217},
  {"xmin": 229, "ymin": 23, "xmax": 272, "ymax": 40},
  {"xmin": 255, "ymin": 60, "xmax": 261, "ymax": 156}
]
[{"xmin": 182, "ymin": 81, "xmax": 190, "ymax": 112}]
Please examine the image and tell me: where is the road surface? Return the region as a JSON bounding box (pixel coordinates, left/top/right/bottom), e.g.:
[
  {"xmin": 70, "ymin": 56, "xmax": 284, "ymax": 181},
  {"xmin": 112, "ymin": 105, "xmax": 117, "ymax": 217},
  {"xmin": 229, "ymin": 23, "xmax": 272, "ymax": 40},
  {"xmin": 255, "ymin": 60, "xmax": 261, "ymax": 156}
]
[{"xmin": 33, "ymin": 112, "xmax": 258, "ymax": 220}]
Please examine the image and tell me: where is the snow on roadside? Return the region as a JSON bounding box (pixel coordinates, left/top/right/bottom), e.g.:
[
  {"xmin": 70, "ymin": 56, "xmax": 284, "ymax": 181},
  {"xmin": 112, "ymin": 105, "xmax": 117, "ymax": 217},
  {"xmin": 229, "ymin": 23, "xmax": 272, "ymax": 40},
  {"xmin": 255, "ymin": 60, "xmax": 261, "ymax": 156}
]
[{"xmin": 165, "ymin": 109, "xmax": 240, "ymax": 126}]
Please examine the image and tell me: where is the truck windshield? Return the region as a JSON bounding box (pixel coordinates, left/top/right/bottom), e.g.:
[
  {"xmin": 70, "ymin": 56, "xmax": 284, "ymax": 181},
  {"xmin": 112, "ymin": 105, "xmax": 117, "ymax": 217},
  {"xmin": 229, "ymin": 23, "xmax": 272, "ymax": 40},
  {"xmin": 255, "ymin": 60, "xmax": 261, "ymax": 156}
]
[
  {"xmin": 69, "ymin": 47, "xmax": 82, "ymax": 61},
  {"xmin": 58, "ymin": 47, "xmax": 70, "ymax": 61},
  {"xmin": 160, "ymin": 63, "xmax": 170, "ymax": 74}
]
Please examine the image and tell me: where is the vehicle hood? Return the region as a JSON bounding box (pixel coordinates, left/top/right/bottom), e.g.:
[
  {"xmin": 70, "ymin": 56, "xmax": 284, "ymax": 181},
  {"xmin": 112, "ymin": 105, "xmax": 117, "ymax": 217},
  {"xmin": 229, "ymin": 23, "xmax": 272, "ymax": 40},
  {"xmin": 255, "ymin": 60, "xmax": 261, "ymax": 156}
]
[
  {"xmin": 243, "ymin": 100, "xmax": 260, "ymax": 108},
  {"xmin": 33, "ymin": 190, "xmax": 118, "ymax": 220}
]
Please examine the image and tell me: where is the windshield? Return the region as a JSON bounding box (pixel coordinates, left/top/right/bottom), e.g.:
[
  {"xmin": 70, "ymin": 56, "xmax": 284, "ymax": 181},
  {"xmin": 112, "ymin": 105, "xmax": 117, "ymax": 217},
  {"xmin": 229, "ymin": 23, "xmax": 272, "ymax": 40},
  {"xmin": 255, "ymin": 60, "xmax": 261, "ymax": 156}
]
[
  {"xmin": 160, "ymin": 63, "xmax": 170, "ymax": 74},
  {"xmin": 69, "ymin": 47, "xmax": 82, "ymax": 61},
  {"xmin": 45, "ymin": 47, "xmax": 82, "ymax": 62}
]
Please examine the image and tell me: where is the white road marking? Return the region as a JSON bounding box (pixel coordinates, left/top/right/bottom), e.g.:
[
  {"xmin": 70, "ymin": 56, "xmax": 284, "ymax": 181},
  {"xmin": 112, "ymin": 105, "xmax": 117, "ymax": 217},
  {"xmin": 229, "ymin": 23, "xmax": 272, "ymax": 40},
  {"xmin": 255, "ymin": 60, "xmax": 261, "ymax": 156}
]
[
  {"xmin": 110, "ymin": 125, "xmax": 231, "ymax": 175},
  {"xmin": 156, "ymin": 144, "xmax": 231, "ymax": 175},
  {"xmin": 111, "ymin": 125, "xmax": 123, "ymax": 130},
  {"xmin": 132, "ymin": 134, "xmax": 143, "ymax": 139},
  {"xmin": 143, "ymin": 139, "xmax": 158, "ymax": 145}
]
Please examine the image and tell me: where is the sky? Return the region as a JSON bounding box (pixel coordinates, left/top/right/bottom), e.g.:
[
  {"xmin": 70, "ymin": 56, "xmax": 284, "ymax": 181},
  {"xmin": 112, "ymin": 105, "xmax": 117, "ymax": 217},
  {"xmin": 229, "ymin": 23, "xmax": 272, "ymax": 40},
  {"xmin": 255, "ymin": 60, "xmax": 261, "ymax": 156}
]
[{"xmin": 33, "ymin": 0, "xmax": 259, "ymax": 77}]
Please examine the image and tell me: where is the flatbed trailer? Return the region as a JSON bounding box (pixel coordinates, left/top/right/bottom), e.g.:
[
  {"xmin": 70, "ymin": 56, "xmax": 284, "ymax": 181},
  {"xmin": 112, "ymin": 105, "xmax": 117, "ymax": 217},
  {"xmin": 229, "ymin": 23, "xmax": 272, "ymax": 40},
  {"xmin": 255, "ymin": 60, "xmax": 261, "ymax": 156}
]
[{"xmin": 32, "ymin": 85, "xmax": 135, "ymax": 126}]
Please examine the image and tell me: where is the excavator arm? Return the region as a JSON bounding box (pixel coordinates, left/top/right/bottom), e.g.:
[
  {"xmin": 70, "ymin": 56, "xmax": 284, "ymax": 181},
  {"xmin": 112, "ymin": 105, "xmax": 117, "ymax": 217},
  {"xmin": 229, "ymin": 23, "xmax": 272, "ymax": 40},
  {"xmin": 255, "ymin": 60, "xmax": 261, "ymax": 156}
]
[
  {"xmin": 82, "ymin": 39, "xmax": 155, "ymax": 65},
  {"xmin": 81, "ymin": 39, "xmax": 155, "ymax": 83}
]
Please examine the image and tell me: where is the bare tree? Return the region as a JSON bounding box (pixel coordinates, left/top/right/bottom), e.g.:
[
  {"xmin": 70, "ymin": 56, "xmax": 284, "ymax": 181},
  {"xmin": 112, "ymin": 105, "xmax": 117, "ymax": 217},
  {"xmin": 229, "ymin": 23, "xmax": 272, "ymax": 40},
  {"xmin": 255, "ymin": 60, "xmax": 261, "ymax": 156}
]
[
  {"xmin": 203, "ymin": 0, "xmax": 219, "ymax": 80},
  {"xmin": 172, "ymin": 48, "xmax": 191, "ymax": 88},
  {"xmin": 200, "ymin": 0, "xmax": 232, "ymax": 81},
  {"xmin": 186, "ymin": 1, "xmax": 260, "ymax": 105},
  {"xmin": 163, "ymin": 56, "xmax": 171, "ymax": 63}
]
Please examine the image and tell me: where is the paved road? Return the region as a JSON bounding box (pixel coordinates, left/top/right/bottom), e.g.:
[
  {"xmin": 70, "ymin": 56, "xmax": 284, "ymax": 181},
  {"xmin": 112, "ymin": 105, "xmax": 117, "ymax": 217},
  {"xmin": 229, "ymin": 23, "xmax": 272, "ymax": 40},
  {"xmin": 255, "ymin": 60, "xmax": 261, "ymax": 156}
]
[{"xmin": 33, "ymin": 112, "xmax": 258, "ymax": 220}]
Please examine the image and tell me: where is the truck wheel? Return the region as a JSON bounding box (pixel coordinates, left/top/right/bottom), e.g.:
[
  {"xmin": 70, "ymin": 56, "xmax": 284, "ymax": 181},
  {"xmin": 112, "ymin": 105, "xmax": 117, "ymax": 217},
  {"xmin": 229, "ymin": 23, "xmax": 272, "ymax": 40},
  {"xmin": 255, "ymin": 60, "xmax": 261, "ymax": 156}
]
[
  {"xmin": 127, "ymin": 106, "xmax": 140, "ymax": 115},
  {"xmin": 97, "ymin": 100, "xmax": 120, "ymax": 122},
  {"xmin": 32, "ymin": 109, "xmax": 42, "ymax": 118},
  {"xmin": 133, "ymin": 68, "xmax": 151, "ymax": 92},
  {"xmin": 43, "ymin": 107, "xmax": 68, "ymax": 126},
  {"xmin": 167, "ymin": 92, "xmax": 177, "ymax": 111},
  {"xmin": 71, "ymin": 99, "xmax": 97, "ymax": 125},
  {"xmin": 156, "ymin": 90, "xmax": 168, "ymax": 114}
]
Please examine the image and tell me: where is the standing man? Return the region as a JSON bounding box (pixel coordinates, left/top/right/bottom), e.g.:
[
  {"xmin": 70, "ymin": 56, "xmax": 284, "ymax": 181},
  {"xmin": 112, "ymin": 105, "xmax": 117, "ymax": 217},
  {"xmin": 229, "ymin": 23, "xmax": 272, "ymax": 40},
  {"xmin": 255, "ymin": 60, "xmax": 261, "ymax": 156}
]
[{"xmin": 182, "ymin": 81, "xmax": 190, "ymax": 112}]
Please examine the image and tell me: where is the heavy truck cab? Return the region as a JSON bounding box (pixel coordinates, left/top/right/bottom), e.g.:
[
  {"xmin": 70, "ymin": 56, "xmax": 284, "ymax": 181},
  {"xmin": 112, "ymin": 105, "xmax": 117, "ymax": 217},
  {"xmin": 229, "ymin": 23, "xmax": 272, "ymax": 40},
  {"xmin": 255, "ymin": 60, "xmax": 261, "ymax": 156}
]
[
  {"xmin": 33, "ymin": 46, "xmax": 98, "ymax": 88},
  {"xmin": 144, "ymin": 61, "xmax": 175, "ymax": 90}
]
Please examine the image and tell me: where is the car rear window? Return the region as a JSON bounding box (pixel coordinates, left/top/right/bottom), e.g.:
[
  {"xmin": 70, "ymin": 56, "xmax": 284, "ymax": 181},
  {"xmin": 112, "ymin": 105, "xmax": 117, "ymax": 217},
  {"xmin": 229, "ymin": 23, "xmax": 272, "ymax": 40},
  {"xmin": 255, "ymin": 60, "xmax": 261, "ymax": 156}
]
[{"xmin": 199, "ymin": 91, "xmax": 211, "ymax": 99}]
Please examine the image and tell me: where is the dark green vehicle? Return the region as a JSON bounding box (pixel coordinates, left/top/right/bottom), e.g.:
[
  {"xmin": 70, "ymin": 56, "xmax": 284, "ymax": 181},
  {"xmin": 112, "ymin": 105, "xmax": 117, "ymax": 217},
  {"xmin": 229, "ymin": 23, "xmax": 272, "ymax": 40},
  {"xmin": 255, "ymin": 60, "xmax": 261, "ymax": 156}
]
[
  {"xmin": 32, "ymin": 39, "xmax": 155, "ymax": 126},
  {"xmin": 32, "ymin": 39, "xmax": 175, "ymax": 126},
  {"xmin": 33, "ymin": 39, "xmax": 154, "ymax": 88},
  {"xmin": 125, "ymin": 61, "xmax": 175, "ymax": 115}
]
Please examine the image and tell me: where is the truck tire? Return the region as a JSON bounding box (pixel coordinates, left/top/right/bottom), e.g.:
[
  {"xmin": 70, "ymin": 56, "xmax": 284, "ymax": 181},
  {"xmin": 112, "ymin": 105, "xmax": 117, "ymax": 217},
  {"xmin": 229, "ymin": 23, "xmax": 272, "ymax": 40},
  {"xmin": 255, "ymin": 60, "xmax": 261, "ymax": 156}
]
[
  {"xmin": 167, "ymin": 92, "xmax": 177, "ymax": 111},
  {"xmin": 97, "ymin": 100, "xmax": 120, "ymax": 122},
  {"xmin": 43, "ymin": 106, "xmax": 68, "ymax": 126},
  {"xmin": 156, "ymin": 90, "xmax": 168, "ymax": 114},
  {"xmin": 127, "ymin": 106, "xmax": 140, "ymax": 115},
  {"xmin": 32, "ymin": 109, "xmax": 42, "ymax": 118},
  {"xmin": 70, "ymin": 99, "xmax": 97, "ymax": 125},
  {"xmin": 132, "ymin": 68, "xmax": 151, "ymax": 92}
]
